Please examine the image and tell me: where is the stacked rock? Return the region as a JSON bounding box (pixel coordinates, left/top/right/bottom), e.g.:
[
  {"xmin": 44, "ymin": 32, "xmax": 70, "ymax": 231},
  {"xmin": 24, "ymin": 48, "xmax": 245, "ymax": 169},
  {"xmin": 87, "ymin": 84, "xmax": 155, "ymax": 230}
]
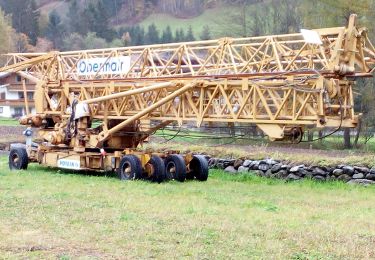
[{"xmin": 207, "ymin": 157, "xmax": 375, "ymax": 185}]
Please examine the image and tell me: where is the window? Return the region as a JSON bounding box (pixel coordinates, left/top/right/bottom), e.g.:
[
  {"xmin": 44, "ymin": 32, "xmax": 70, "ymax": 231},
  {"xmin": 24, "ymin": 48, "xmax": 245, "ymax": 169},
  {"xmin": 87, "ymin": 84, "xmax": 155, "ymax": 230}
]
[
  {"xmin": 0, "ymin": 107, "xmax": 3, "ymax": 113},
  {"xmin": 0, "ymin": 92, "xmax": 5, "ymax": 99},
  {"xmin": 16, "ymin": 75, "xmax": 22, "ymax": 82},
  {"xmin": 14, "ymin": 107, "xmax": 23, "ymax": 115},
  {"xmin": 27, "ymin": 92, "xmax": 34, "ymax": 100},
  {"xmin": 18, "ymin": 92, "xmax": 24, "ymax": 99}
]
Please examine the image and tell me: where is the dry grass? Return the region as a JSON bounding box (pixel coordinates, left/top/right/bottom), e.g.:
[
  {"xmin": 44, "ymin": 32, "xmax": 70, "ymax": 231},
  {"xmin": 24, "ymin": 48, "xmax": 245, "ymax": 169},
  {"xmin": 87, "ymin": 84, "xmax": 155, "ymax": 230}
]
[
  {"xmin": 143, "ymin": 141, "xmax": 375, "ymax": 167},
  {"xmin": 1, "ymin": 157, "xmax": 375, "ymax": 259}
]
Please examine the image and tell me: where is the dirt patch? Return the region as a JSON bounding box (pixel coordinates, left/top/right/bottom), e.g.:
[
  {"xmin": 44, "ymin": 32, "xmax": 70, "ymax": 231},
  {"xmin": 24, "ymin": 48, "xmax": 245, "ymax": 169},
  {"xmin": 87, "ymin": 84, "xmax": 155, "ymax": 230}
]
[{"xmin": 0, "ymin": 126, "xmax": 27, "ymax": 150}]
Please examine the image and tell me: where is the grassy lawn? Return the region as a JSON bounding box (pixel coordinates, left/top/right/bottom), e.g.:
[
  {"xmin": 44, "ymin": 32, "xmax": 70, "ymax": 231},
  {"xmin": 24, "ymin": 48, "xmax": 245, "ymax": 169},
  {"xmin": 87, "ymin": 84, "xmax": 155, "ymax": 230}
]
[
  {"xmin": 1, "ymin": 158, "xmax": 375, "ymax": 259},
  {"xmin": 0, "ymin": 118, "xmax": 20, "ymax": 127},
  {"xmin": 138, "ymin": 6, "xmax": 241, "ymax": 38}
]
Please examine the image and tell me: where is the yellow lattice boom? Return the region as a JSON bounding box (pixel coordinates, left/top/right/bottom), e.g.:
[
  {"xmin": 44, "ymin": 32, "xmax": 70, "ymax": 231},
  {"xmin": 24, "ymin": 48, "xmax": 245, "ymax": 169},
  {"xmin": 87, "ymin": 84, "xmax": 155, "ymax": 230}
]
[{"xmin": 2, "ymin": 14, "xmax": 375, "ymax": 177}]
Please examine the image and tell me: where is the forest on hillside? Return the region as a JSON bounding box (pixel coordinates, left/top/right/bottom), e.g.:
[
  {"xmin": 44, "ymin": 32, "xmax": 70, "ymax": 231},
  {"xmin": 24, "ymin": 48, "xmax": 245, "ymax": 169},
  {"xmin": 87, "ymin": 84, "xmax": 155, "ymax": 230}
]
[
  {"xmin": 0, "ymin": 0, "xmax": 373, "ymax": 147},
  {"xmin": 0, "ymin": 0, "xmax": 373, "ymax": 53}
]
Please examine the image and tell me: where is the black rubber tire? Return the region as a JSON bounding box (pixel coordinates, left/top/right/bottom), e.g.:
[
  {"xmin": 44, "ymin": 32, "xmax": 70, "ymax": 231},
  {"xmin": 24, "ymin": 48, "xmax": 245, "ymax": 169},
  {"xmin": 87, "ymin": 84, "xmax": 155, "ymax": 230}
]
[
  {"xmin": 9, "ymin": 147, "xmax": 28, "ymax": 170},
  {"xmin": 117, "ymin": 155, "xmax": 142, "ymax": 181},
  {"xmin": 186, "ymin": 171, "xmax": 195, "ymax": 180},
  {"xmin": 144, "ymin": 156, "xmax": 166, "ymax": 183},
  {"xmin": 189, "ymin": 155, "xmax": 209, "ymax": 181},
  {"xmin": 165, "ymin": 154, "xmax": 186, "ymax": 182}
]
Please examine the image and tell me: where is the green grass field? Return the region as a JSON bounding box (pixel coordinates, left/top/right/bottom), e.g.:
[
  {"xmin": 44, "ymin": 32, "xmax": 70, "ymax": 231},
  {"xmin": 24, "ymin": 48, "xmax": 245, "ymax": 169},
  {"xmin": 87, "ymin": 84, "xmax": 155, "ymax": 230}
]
[
  {"xmin": 0, "ymin": 118, "xmax": 20, "ymax": 127},
  {"xmin": 1, "ymin": 158, "xmax": 375, "ymax": 259},
  {"xmin": 139, "ymin": 6, "xmax": 241, "ymax": 38}
]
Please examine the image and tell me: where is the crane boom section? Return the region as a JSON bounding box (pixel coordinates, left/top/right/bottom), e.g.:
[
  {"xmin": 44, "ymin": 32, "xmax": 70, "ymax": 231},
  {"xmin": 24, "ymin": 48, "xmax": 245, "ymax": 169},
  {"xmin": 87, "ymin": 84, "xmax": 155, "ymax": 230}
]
[{"xmin": 4, "ymin": 16, "xmax": 374, "ymax": 83}]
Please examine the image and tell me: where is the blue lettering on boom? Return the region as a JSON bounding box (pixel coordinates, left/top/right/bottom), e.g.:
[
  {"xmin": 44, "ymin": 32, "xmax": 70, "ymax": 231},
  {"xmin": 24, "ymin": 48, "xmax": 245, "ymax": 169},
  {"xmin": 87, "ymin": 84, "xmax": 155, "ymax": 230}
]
[{"xmin": 77, "ymin": 57, "xmax": 130, "ymax": 76}]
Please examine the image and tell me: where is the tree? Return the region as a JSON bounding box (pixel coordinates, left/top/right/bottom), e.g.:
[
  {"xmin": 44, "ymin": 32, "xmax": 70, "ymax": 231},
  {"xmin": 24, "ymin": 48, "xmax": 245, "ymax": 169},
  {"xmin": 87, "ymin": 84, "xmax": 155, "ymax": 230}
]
[
  {"xmin": 93, "ymin": 0, "xmax": 116, "ymax": 41},
  {"xmin": 185, "ymin": 26, "xmax": 195, "ymax": 41},
  {"xmin": 146, "ymin": 23, "xmax": 159, "ymax": 44},
  {"xmin": 45, "ymin": 11, "xmax": 65, "ymax": 49},
  {"xmin": 162, "ymin": 26, "xmax": 173, "ymax": 43},
  {"xmin": 13, "ymin": 33, "xmax": 34, "ymax": 53},
  {"xmin": 122, "ymin": 32, "xmax": 132, "ymax": 46},
  {"xmin": 0, "ymin": 0, "xmax": 39, "ymax": 44},
  {"xmin": 200, "ymin": 25, "xmax": 211, "ymax": 40},
  {"xmin": 35, "ymin": 37, "xmax": 54, "ymax": 52},
  {"xmin": 0, "ymin": 8, "xmax": 15, "ymax": 56},
  {"xmin": 299, "ymin": 0, "xmax": 371, "ymax": 28},
  {"xmin": 62, "ymin": 33, "xmax": 85, "ymax": 51},
  {"xmin": 68, "ymin": 0, "xmax": 82, "ymax": 34},
  {"xmin": 175, "ymin": 28, "xmax": 185, "ymax": 42},
  {"xmin": 83, "ymin": 32, "xmax": 108, "ymax": 49},
  {"xmin": 132, "ymin": 26, "xmax": 146, "ymax": 46}
]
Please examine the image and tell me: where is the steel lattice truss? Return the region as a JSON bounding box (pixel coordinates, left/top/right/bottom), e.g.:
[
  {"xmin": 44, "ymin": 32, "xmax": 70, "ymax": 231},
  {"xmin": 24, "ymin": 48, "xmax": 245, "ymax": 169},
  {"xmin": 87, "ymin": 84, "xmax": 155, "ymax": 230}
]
[{"xmin": 1, "ymin": 14, "xmax": 375, "ymax": 146}]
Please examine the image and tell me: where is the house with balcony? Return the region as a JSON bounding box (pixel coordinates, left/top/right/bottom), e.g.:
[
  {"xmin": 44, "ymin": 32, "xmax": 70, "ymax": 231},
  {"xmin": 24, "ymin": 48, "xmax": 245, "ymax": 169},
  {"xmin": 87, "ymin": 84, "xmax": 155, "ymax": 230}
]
[{"xmin": 0, "ymin": 72, "xmax": 36, "ymax": 118}]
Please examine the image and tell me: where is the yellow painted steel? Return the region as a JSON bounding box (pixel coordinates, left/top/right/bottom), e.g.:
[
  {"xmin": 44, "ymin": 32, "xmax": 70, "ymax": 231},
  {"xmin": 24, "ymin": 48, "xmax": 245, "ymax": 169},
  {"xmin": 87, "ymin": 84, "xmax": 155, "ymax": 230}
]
[{"xmin": 0, "ymin": 14, "xmax": 373, "ymax": 147}]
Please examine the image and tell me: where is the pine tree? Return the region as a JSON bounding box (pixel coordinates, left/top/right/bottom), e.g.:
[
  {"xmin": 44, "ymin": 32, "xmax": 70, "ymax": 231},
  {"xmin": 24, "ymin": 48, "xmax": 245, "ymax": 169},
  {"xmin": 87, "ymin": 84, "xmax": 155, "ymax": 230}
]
[
  {"xmin": 162, "ymin": 26, "xmax": 173, "ymax": 43},
  {"xmin": 185, "ymin": 26, "xmax": 195, "ymax": 41},
  {"xmin": 45, "ymin": 10, "xmax": 65, "ymax": 49},
  {"xmin": 68, "ymin": 0, "xmax": 82, "ymax": 34},
  {"xmin": 199, "ymin": 25, "xmax": 211, "ymax": 40},
  {"xmin": 175, "ymin": 29, "xmax": 181, "ymax": 42},
  {"xmin": 81, "ymin": 2, "xmax": 97, "ymax": 35},
  {"xmin": 175, "ymin": 28, "xmax": 185, "ymax": 42},
  {"xmin": 1, "ymin": 0, "xmax": 39, "ymax": 45},
  {"xmin": 93, "ymin": 0, "xmax": 116, "ymax": 41},
  {"xmin": 132, "ymin": 26, "xmax": 145, "ymax": 46},
  {"xmin": 146, "ymin": 23, "xmax": 159, "ymax": 44}
]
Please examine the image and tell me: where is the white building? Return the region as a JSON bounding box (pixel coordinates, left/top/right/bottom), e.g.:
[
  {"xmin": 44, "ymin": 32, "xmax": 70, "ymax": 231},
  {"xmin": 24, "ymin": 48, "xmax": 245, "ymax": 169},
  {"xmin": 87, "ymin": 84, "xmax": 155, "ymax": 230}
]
[{"xmin": 0, "ymin": 72, "xmax": 36, "ymax": 118}]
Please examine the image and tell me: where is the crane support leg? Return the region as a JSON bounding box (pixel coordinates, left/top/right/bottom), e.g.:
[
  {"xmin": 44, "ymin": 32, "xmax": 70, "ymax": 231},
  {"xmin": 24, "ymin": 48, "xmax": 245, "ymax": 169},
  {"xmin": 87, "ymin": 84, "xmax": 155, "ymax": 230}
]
[{"xmin": 94, "ymin": 82, "xmax": 197, "ymax": 147}]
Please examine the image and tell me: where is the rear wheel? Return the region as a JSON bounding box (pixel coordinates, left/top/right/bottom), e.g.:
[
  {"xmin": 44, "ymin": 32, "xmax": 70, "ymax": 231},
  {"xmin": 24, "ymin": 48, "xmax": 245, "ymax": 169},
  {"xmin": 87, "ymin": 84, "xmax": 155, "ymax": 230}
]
[
  {"xmin": 189, "ymin": 155, "xmax": 209, "ymax": 181},
  {"xmin": 144, "ymin": 156, "xmax": 166, "ymax": 183},
  {"xmin": 118, "ymin": 155, "xmax": 142, "ymax": 181},
  {"xmin": 9, "ymin": 147, "xmax": 28, "ymax": 170},
  {"xmin": 165, "ymin": 154, "xmax": 186, "ymax": 182}
]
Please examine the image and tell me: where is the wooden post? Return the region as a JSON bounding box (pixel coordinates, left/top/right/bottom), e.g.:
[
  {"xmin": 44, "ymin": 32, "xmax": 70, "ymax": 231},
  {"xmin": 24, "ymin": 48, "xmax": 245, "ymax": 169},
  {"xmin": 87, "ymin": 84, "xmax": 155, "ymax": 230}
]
[{"xmin": 22, "ymin": 79, "xmax": 30, "ymax": 115}]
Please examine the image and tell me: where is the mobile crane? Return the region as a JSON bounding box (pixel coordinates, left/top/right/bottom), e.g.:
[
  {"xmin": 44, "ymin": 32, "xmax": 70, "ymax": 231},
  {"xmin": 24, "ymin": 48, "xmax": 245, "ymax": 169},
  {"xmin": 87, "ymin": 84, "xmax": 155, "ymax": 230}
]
[{"xmin": 3, "ymin": 14, "xmax": 375, "ymax": 182}]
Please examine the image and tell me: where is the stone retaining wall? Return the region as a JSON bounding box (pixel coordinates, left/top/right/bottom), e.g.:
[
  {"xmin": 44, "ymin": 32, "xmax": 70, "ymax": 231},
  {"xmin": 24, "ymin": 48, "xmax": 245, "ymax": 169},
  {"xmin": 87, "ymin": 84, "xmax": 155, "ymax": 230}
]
[{"xmin": 208, "ymin": 158, "xmax": 375, "ymax": 185}]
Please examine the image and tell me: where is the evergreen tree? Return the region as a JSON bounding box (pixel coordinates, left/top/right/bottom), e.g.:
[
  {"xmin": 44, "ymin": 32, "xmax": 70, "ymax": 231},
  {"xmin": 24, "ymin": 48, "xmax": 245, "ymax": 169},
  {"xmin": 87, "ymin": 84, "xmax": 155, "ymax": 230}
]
[
  {"xmin": 0, "ymin": 0, "xmax": 39, "ymax": 44},
  {"xmin": 185, "ymin": 26, "xmax": 195, "ymax": 41},
  {"xmin": 162, "ymin": 26, "xmax": 173, "ymax": 43},
  {"xmin": 146, "ymin": 23, "xmax": 159, "ymax": 44},
  {"xmin": 199, "ymin": 25, "xmax": 211, "ymax": 40},
  {"xmin": 175, "ymin": 28, "xmax": 185, "ymax": 42},
  {"xmin": 68, "ymin": 0, "xmax": 82, "ymax": 34},
  {"xmin": 81, "ymin": 2, "xmax": 97, "ymax": 35},
  {"xmin": 45, "ymin": 10, "xmax": 65, "ymax": 49},
  {"xmin": 175, "ymin": 29, "xmax": 181, "ymax": 42},
  {"xmin": 126, "ymin": 25, "xmax": 146, "ymax": 46},
  {"xmin": 93, "ymin": 0, "xmax": 116, "ymax": 41},
  {"xmin": 0, "ymin": 8, "xmax": 15, "ymax": 55}
]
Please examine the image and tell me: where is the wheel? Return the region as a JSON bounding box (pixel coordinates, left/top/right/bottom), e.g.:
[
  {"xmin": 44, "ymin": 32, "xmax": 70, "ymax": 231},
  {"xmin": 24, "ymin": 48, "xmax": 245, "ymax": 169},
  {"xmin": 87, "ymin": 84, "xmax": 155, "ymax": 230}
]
[
  {"xmin": 144, "ymin": 156, "xmax": 166, "ymax": 183},
  {"xmin": 189, "ymin": 155, "xmax": 209, "ymax": 181},
  {"xmin": 165, "ymin": 154, "xmax": 186, "ymax": 182},
  {"xmin": 117, "ymin": 155, "xmax": 142, "ymax": 180},
  {"xmin": 9, "ymin": 147, "xmax": 28, "ymax": 170},
  {"xmin": 186, "ymin": 170, "xmax": 195, "ymax": 180}
]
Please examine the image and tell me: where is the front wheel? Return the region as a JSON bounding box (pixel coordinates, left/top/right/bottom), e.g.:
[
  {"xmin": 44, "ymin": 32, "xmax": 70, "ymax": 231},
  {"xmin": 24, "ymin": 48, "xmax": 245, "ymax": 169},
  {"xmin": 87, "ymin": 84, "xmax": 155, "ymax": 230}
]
[
  {"xmin": 9, "ymin": 147, "xmax": 28, "ymax": 170},
  {"xmin": 118, "ymin": 155, "xmax": 142, "ymax": 181}
]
